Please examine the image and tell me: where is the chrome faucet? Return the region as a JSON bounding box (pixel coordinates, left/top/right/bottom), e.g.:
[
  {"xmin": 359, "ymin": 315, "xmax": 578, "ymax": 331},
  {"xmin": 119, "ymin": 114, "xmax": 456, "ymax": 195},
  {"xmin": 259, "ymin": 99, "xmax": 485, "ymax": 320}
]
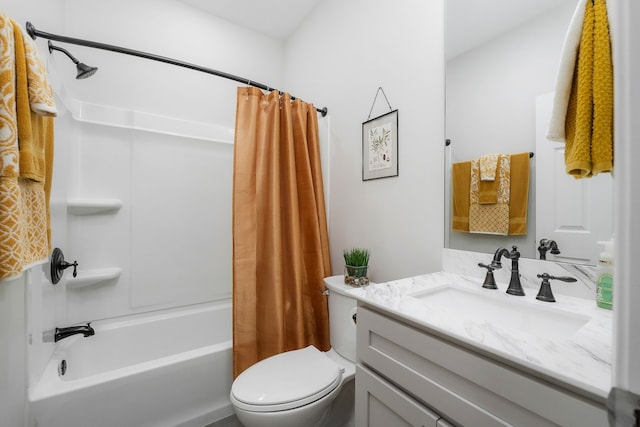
[
  {"xmin": 490, "ymin": 246, "xmax": 525, "ymax": 296},
  {"xmin": 54, "ymin": 323, "xmax": 95, "ymax": 342}
]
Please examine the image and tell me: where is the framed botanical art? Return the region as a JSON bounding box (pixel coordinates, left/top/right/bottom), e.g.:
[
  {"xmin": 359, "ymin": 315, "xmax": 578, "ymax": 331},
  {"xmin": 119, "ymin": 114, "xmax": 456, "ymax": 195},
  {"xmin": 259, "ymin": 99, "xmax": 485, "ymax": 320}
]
[{"xmin": 362, "ymin": 109, "xmax": 398, "ymax": 180}]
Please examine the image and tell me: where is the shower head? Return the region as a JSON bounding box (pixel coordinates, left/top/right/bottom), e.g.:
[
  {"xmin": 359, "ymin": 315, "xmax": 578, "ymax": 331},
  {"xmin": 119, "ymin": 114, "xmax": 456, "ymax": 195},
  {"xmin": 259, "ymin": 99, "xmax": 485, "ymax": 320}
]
[
  {"xmin": 48, "ymin": 40, "xmax": 98, "ymax": 79},
  {"xmin": 75, "ymin": 62, "xmax": 98, "ymax": 79}
]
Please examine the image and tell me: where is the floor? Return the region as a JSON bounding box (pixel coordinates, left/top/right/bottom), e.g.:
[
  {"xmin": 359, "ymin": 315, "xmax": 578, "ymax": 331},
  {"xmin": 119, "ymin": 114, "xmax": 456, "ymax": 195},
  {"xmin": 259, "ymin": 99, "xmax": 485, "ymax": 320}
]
[{"xmin": 205, "ymin": 414, "xmax": 243, "ymax": 427}]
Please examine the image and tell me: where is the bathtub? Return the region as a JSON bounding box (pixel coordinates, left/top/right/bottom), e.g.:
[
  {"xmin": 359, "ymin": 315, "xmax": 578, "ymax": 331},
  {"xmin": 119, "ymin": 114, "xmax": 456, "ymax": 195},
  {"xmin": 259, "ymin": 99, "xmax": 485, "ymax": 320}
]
[{"xmin": 28, "ymin": 300, "xmax": 234, "ymax": 427}]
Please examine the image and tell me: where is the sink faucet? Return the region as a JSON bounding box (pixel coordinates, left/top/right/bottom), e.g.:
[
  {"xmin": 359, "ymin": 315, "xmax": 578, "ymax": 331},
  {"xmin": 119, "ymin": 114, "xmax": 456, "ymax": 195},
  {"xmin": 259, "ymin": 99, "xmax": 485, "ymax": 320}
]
[
  {"xmin": 490, "ymin": 246, "xmax": 525, "ymax": 296},
  {"xmin": 536, "ymin": 273, "xmax": 577, "ymax": 302},
  {"xmin": 538, "ymin": 239, "xmax": 561, "ymax": 260},
  {"xmin": 54, "ymin": 323, "xmax": 95, "ymax": 342}
]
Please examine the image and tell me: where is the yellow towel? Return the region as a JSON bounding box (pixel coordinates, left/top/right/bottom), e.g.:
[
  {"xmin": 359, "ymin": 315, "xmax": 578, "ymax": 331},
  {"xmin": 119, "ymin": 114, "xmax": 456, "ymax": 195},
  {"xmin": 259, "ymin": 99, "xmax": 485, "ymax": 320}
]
[
  {"xmin": 565, "ymin": 0, "xmax": 613, "ymax": 178},
  {"xmin": 477, "ymin": 154, "xmax": 509, "ymax": 204},
  {"xmin": 591, "ymin": 0, "xmax": 613, "ymax": 175},
  {"xmin": 14, "ymin": 19, "xmax": 55, "ymax": 251},
  {"xmin": 451, "ymin": 161, "xmax": 470, "ymax": 232},
  {"xmin": 0, "ymin": 14, "xmax": 18, "ymax": 179},
  {"xmin": 478, "ymin": 179, "xmax": 498, "ymax": 204},
  {"xmin": 508, "ymin": 152, "xmax": 530, "ymax": 235},
  {"xmin": 0, "ymin": 15, "xmax": 55, "ymax": 281},
  {"xmin": 469, "ymin": 155, "xmax": 510, "ymax": 235},
  {"xmin": 479, "ymin": 153, "xmax": 499, "ymax": 181},
  {"xmin": 21, "ymin": 23, "xmax": 56, "ymax": 117},
  {"xmin": 0, "ymin": 13, "xmax": 22, "ymax": 280}
]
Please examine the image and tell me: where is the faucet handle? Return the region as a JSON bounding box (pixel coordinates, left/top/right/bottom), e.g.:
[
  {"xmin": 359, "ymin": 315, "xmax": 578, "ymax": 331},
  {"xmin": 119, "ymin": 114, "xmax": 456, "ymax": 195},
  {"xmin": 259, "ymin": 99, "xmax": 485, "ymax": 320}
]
[
  {"xmin": 535, "ymin": 273, "xmax": 577, "ymax": 302},
  {"xmin": 478, "ymin": 263, "xmax": 498, "ymax": 289},
  {"xmin": 545, "ymin": 274, "xmax": 577, "ymax": 282},
  {"xmin": 50, "ymin": 248, "xmax": 79, "ymax": 285}
]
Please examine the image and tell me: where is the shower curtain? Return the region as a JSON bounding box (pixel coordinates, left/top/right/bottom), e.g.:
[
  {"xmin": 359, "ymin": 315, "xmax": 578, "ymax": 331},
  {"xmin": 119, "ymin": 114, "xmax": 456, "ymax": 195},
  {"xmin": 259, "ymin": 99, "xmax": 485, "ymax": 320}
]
[{"xmin": 232, "ymin": 87, "xmax": 331, "ymax": 377}]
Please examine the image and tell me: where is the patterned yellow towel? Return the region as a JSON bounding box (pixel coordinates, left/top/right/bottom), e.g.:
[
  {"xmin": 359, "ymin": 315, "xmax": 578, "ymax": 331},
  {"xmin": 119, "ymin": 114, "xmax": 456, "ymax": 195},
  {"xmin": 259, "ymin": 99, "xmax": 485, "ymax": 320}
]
[
  {"xmin": 0, "ymin": 14, "xmax": 55, "ymax": 281},
  {"xmin": 21, "ymin": 22, "xmax": 56, "ymax": 117},
  {"xmin": 565, "ymin": 0, "xmax": 613, "ymax": 178},
  {"xmin": 479, "ymin": 153, "xmax": 499, "ymax": 181},
  {"xmin": 0, "ymin": 15, "xmax": 18, "ymax": 180},
  {"xmin": 477, "ymin": 153, "xmax": 507, "ymax": 204},
  {"xmin": 0, "ymin": 12, "xmax": 23, "ymax": 280},
  {"xmin": 14, "ymin": 19, "xmax": 55, "ymax": 252},
  {"xmin": 469, "ymin": 155, "xmax": 511, "ymax": 235}
]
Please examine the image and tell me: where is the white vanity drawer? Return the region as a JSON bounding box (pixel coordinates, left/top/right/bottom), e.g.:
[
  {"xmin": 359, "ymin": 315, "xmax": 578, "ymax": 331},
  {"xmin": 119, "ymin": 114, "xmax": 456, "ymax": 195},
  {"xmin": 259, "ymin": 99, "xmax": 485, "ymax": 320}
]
[{"xmin": 356, "ymin": 305, "xmax": 607, "ymax": 427}]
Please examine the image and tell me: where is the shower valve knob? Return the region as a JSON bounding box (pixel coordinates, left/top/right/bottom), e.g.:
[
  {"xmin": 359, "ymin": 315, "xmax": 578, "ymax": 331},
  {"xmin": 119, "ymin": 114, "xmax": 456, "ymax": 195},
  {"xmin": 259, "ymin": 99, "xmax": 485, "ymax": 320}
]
[
  {"xmin": 62, "ymin": 260, "xmax": 78, "ymax": 278},
  {"xmin": 50, "ymin": 248, "xmax": 79, "ymax": 285}
]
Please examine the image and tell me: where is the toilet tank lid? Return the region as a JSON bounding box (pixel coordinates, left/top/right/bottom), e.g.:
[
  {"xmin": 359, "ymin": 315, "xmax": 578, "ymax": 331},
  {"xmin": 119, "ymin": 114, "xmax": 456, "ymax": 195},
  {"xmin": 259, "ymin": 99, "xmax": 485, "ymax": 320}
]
[{"xmin": 231, "ymin": 345, "xmax": 342, "ymax": 410}]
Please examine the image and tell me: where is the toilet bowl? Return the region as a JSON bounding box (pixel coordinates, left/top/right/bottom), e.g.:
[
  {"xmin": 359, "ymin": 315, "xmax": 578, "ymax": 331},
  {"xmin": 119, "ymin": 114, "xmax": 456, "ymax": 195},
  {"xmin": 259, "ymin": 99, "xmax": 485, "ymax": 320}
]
[{"xmin": 230, "ymin": 276, "xmax": 358, "ymax": 427}]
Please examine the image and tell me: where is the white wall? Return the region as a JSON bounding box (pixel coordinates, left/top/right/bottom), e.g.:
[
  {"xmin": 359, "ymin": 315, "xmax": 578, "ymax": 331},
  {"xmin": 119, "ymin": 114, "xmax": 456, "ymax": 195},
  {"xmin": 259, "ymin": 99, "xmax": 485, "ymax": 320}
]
[
  {"xmin": 446, "ymin": 3, "xmax": 574, "ymax": 258},
  {"xmin": 284, "ymin": 0, "xmax": 445, "ymax": 282}
]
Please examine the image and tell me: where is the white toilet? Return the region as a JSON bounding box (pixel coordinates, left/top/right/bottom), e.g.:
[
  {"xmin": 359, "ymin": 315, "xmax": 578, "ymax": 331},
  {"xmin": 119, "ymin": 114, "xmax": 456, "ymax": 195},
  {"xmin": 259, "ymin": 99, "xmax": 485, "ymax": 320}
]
[{"xmin": 230, "ymin": 276, "xmax": 358, "ymax": 427}]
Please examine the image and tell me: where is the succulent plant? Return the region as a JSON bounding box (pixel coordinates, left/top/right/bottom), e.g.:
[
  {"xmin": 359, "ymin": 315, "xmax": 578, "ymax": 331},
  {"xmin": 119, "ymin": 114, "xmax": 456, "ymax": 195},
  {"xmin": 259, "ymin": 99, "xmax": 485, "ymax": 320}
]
[{"xmin": 343, "ymin": 248, "xmax": 370, "ymax": 278}]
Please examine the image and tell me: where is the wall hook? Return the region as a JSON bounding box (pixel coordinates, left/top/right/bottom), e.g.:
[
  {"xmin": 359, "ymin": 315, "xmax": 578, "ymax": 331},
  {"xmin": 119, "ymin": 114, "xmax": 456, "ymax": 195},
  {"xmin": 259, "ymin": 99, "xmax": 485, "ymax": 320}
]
[{"xmin": 50, "ymin": 248, "xmax": 78, "ymax": 285}]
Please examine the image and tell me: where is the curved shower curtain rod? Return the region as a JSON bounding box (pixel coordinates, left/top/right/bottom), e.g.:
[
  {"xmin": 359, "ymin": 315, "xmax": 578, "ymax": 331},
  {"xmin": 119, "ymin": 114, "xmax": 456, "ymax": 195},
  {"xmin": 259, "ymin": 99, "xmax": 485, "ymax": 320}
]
[{"xmin": 25, "ymin": 22, "xmax": 328, "ymax": 117}]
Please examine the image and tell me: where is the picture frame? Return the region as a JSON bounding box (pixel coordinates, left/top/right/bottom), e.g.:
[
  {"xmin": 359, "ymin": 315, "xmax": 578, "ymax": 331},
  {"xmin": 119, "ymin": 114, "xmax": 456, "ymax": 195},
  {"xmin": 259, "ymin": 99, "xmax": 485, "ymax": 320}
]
[{"xmin": 362, "ymin": 110, "xmax": 398, "ymax": 181}]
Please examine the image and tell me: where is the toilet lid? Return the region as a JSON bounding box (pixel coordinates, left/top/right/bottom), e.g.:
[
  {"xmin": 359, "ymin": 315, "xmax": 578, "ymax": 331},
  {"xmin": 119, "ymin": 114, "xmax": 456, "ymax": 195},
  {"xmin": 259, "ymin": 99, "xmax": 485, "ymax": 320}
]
[{"xmin": 231, "ymin": 345, "xmax": 342, "ymax": 412}]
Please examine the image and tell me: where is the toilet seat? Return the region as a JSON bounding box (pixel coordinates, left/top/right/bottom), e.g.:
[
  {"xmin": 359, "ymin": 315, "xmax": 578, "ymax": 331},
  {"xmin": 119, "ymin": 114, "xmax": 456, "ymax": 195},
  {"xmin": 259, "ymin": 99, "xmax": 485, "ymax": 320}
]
[{"xmin": 230, "ymin": 345, "xmax": 343, "ymax": 412}]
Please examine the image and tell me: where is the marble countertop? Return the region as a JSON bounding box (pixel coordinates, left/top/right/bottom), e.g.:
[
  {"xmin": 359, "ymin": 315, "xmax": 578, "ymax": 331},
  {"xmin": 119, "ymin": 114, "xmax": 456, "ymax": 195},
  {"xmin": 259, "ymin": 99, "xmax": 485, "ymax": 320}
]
[{"xmin": 347, "ymin": 271, "xmax": 612, "ymax": 401}]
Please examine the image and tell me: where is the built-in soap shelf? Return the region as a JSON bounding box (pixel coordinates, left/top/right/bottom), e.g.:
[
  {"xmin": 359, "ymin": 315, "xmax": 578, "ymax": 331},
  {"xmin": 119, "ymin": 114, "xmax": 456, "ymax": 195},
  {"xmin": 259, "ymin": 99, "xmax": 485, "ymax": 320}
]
[
  {"xmin": 66, "ymin": 267, "xmax": 122, "ymax": 289},
  {"xmin": 67, "ymin": 198, "xmax": 122, "ymax": 215}
]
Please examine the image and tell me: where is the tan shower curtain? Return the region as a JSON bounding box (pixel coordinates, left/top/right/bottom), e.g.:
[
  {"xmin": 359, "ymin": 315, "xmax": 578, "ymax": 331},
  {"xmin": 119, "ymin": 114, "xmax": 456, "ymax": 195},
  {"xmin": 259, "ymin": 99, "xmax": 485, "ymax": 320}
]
[{"xmin": 232, "ymin": 87, "xmax": 331, "ymax": 377}]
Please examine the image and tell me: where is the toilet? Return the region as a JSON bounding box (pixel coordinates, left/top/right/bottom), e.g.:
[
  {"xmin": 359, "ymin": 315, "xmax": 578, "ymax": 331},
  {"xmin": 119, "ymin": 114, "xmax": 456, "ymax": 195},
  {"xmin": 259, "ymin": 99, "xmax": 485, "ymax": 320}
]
[{"xmin": 230, "ymin": 276, "xmax": 358, "ymax": 427}]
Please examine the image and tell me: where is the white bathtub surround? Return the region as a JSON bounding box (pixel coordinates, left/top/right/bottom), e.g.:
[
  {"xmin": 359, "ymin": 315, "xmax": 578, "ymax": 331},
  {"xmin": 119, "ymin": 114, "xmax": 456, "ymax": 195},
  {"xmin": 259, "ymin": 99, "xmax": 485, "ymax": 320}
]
[
  {"xmin": 442, "ymin": 247, "xmax": 598, "ymax": 300},
  {"xmin": 348, "ymin": 270, "xmax": 612, "ymax": 402},
  {"xmin": 28, "ymin": 301, "xmax": 233, "ymax": 427}
]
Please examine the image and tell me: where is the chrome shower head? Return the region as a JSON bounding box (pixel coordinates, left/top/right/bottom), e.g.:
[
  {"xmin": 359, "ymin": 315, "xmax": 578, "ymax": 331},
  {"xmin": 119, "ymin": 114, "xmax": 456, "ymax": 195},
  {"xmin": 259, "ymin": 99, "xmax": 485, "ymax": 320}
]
[{"xmin": 48, "ymin": 41, "xmax": 98, "ymax": 79}]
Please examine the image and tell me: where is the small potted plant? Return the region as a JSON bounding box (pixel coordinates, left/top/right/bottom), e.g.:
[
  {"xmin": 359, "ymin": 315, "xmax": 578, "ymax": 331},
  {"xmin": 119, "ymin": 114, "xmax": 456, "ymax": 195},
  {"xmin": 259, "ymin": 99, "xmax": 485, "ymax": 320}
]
[{"xmin": 343, "ymin": 247, "xmax": 370, "ymax": 286}]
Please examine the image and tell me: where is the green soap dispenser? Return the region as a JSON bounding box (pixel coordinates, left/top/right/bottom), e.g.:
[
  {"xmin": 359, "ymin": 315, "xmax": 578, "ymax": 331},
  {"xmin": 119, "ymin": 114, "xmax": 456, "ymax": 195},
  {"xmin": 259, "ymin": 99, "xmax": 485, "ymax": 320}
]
[{"xmin": 596, "ymin": 238, "xmax": 614, "ymax": 310}]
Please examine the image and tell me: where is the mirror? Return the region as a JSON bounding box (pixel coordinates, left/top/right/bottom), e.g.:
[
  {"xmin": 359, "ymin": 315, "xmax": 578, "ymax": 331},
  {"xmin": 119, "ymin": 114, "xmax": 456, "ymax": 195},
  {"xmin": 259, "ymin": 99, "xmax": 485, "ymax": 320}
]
[{"xmin": 445, "ymin": 0, "xmax": 614, "ymax": 265}]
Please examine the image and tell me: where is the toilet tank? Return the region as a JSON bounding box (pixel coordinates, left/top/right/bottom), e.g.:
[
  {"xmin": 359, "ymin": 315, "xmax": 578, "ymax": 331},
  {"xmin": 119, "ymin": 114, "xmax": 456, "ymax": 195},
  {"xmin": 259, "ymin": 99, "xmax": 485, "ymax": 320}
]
[{"xmin": 323, "ymin": 276, "xmax": 358, "ymax": 362}]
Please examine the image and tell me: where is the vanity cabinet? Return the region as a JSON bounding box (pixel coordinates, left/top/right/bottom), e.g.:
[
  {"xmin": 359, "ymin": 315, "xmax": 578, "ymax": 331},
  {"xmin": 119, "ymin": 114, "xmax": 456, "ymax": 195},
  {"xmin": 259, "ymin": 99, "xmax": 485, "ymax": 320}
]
[
  {"xmin": 356, "ymin": 363, "xmax": 442, "ymax": 426},
  {"xmin": 355, "ymin": 304, "xmax": 607, "ymax": 427}
]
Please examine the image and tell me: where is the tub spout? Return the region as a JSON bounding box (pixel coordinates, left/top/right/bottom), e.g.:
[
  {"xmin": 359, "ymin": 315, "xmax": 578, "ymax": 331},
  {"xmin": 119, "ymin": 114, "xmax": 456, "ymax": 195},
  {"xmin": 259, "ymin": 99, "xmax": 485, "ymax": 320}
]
[{"xmin": 55, "ymin": 323, "xmax": 95, "ymax": 342}]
